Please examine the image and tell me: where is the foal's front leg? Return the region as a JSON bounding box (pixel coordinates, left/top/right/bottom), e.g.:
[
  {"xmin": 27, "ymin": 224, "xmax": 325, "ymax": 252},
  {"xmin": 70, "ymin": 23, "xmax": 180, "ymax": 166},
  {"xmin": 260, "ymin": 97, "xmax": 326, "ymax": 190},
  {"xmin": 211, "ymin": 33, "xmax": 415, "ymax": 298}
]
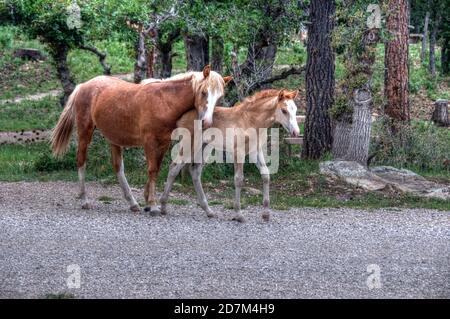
[
  {"xmin": 231, "ymin": 162, "xmax": 245, "ymax": 222},
  {"xmin": 189, "ymin": 163, "xmax": 216, "ymax": 218},
  {"xmin": 256, "ymin": 150, "xmax": 271, "ymax": 221}
]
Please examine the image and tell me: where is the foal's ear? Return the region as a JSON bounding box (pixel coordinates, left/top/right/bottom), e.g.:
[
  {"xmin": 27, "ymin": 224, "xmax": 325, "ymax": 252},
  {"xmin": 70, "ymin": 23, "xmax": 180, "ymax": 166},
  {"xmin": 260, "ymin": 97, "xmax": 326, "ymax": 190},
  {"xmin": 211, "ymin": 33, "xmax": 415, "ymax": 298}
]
[
  {"xmin": 223, "ymin": 76, "xmax": 233, "ymax": 85},
  {"xmin": 278, "ymin": 89, "xmax": 287, "ymax": 101},
  {"xmin": 203, "ymin": 65, "xmax": 211, "ymax": 78}
]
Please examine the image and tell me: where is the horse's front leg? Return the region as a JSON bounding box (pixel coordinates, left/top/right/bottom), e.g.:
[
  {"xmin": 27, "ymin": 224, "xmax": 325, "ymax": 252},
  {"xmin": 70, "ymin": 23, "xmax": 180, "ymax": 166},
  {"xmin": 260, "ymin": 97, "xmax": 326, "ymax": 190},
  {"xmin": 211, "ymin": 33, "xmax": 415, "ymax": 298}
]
[
  {"xmin": 189, "ymin": 163, "xmax": 216, "ymax": 218},
  {"xmin": 231, "ymin": 162, "xmax": 245, "ymax": 223},
  {"xmin": 143, "ymin": 142, "xmax": 167, "ymax": 214},
  {"xmin": 256, "ymin": 150, "xmax": 271, "ymax": 221}
]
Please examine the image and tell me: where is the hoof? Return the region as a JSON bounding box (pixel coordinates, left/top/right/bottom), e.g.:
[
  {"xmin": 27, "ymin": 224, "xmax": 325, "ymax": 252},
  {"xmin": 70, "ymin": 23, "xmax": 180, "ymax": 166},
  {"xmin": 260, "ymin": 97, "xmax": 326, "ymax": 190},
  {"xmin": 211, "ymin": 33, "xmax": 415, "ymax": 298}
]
[
  {"xmin": 130, "ymin": 204, "xmax": 141, "ymax": 212},
  {"xmin": 206, "ymin": 211, "xmax": 217, "ymax": 218},
  {"xmin": 232, "ymin": 214, "xmax": 245, "ymax": 223},
  {"xmin": 76, "ymin": 193, "xmax": 85, "ymax": 200},
  {"xmin": 262, "ymin": 211, "xmax": 270, "ymax": 222},
  {"xmin": 160, "ymin": 208, "xmax": 168, "ymax": 215},
  {"xmin": 144, "ymin": 206, "xmax": 161, "ymax": 215},
  {"xmin": 81, "ymin": 202, "xmax": 91, "ymax": 210}
]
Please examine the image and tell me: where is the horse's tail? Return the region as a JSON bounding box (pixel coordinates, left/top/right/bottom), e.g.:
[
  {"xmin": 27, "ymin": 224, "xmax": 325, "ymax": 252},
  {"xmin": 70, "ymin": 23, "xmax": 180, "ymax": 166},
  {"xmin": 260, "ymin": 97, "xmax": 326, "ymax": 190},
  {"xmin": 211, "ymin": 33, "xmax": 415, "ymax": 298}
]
[{"xmin": 51, "ymin": 85, "xmax": 81, "ymax": 157}]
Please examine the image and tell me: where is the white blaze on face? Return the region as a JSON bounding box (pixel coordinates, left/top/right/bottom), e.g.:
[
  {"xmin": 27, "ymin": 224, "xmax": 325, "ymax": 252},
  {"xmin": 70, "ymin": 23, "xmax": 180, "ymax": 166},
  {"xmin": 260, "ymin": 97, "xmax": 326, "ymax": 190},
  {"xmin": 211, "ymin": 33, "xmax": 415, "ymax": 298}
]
[
  {"xmin": 285, "ymin": 99, "xmax": 300, "ymax": 136},
  {"xmin": 202, "ymin": 88, "xmax": 222, "ymax": 126}
]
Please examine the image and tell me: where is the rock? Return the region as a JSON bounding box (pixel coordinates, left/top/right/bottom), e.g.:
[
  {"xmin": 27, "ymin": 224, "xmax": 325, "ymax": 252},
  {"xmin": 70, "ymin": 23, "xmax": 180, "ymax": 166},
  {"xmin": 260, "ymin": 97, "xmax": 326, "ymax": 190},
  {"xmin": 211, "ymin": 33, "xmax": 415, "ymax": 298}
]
[
  {"xmin": 371, "ymin": 166, "xmax": 425, "ymax": 180},
  {"xmin": 243, "ymin": 187, "xmax": 263, "ymax": 195},
  {"xmin": 320, "ymin": 161, "xmax": 450, "ymax": 200},
  {"xmin": 13, "ymin": 48, "xmax": 47, "ymax": 61},
  {"xmin": 319, "ymin": 161, "xmax": 387, "ymax": 191}
]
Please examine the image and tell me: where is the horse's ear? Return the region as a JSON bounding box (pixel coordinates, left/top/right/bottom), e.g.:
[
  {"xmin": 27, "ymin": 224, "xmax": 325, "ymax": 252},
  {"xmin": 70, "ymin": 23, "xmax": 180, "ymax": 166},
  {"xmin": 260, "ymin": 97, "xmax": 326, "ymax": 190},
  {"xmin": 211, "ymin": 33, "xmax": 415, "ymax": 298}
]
[
  {"xmin": 223, "ymin": 75, "xmax": 233, "ymax": 85},
  {"xmin": 287, "ymin": 90, "xmax": 299, "ymax": 99},
  {"xmin": 278, "ymin": 89, "xmax": 286, "ymax": 101},
  {"xmin": 203, "ymin": 65, "xmax": 211, "ymax": 78}
]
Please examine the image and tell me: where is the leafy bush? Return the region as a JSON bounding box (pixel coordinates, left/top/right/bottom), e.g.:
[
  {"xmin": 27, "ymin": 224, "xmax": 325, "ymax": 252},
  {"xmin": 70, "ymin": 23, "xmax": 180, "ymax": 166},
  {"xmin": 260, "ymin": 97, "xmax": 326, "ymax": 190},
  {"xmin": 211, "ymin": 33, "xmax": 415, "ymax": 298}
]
[
  {"xmin": 0, "ymin": 25, "xmax": 15, "ymax": 49},
  {"xmin": 371, "ymin": 118, "xmax": 450, "ymax": 174}
]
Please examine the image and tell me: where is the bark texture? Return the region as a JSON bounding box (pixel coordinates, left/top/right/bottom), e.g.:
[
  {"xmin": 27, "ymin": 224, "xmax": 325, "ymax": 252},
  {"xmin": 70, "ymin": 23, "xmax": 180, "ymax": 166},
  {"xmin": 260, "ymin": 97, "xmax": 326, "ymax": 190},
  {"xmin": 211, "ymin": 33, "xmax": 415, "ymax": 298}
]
[
  {"xmin": 51, "ymin": 44, "xmax": 75, "ymax": 106},
  {"xmin": 155, "ymin": 28, "xmax": 180, "ymax": 78},
  {"xmin": 211, "ymin": 35, "xmax": 224, "ymax": 73},
  {"xmin": 431, "ymin": 99, "xmax": 449, "ymax": 127},
  {"xmin": 384, "ymin": 0, "xmax": 410, "ymax": 123},
  {"xmin": 134, "ymin": 32, "xmax": 148, "ymax": 83},
  {"xmin": 301, "ymin": 0, "xmax": 335, "ymax": 159},
  {"xmin": 420, "ymin": 11, "xmax": 430, "ymax": 62},
  {"xmin": 184, "ymin": 33, "xmax": 209, "ymax": 71}
]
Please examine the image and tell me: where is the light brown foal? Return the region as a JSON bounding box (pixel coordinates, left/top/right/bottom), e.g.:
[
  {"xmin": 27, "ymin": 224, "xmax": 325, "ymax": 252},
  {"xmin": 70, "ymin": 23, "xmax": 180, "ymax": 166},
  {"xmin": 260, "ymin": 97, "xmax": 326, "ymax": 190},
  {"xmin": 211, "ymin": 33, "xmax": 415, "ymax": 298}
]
[
  {"xmin": 160, "ymin": 89, "xmax": 300, "ymax": 222},
  {"xmin": 51, "ymin": 66, "xmax": 231, "ymax": 213}
]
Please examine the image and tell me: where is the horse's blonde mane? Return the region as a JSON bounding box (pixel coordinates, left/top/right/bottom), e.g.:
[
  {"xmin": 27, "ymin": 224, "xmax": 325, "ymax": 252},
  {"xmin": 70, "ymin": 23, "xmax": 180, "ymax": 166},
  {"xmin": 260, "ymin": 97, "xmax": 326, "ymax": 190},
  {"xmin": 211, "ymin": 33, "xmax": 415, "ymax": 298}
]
[{"xmin": 142, "ymin": 70, "xmax": 225, "ymax": 94}]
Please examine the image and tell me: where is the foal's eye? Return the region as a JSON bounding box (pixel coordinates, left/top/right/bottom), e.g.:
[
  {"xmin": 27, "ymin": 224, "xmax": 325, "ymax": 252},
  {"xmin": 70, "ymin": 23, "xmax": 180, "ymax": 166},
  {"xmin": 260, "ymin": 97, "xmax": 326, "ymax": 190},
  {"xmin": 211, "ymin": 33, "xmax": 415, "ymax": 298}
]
[
  {"xmin": 202, "ymin": 91, "xmax": 207, "ymax": 97},
  {"xmin": 282, "ymin": 109, "xmax": 288, "ymax": 115}
]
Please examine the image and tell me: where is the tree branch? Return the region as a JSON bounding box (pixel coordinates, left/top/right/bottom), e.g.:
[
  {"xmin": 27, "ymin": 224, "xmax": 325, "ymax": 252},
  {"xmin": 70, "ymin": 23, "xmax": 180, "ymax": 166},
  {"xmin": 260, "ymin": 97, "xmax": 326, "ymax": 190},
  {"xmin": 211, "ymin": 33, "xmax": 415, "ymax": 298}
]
[
  {"xmin": 248, "ymin": 66, "xmax": 306, "ymax": 91},
  {"xmin": 79, "ymin": 45, "xmax": 111, "ymax": 75}
]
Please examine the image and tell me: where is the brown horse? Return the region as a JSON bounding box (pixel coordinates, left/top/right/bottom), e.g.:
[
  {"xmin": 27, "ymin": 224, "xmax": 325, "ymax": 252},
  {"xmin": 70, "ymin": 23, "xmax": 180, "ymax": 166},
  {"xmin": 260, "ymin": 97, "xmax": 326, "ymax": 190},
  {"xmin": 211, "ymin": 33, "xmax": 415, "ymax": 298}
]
[
  {"xmin": 51, "ymin": 65, "xmax": 232, "ymax": 213},
  {"xmin": 160, "ymin": 89, "xmax": 299, "ymax": 222}
]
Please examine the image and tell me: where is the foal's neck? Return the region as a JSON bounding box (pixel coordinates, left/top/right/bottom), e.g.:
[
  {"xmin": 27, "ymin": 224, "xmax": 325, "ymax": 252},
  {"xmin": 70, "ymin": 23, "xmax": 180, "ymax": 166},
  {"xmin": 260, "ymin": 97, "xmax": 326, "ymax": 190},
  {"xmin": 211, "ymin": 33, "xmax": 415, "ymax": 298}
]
[{"xmin": 237, "ymin": 97, "xmax": 278, "ymax": 128}]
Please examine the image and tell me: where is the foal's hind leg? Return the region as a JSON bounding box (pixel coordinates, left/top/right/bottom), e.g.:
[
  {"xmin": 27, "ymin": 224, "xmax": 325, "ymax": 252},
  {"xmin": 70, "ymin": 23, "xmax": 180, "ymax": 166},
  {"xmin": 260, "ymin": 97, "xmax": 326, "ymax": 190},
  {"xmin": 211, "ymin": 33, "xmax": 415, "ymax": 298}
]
[
  {"xmin": 76, "ymin": 122, "xmax": 94, "ymax": 210},
  {"xmin": 189, "ymin": 163, "xmax": 216, "ymax": 218},
  {"xmin": 231, "ymin": 163, "xmax": 245, "ymax": 223},
  {"xmin": 160, "ymin": 160, "xmax": 187, "ymax": 215},
  {"xmin": 110, "ymin": 144, "xmax": 140, "ymax": 212}
]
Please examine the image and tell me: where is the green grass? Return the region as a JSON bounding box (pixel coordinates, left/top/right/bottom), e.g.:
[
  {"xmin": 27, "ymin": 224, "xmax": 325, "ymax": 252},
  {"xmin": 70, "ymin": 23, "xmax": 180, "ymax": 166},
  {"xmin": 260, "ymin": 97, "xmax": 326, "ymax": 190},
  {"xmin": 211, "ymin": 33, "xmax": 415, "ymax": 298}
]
[
  {"xmin": 0, "ymin": 96, "xmax": 60, "ymax": 131},
  {"xmin": 0, "ymin": 26, "xmax": 135, "ymax": 101},
  {"xmin": 0, "ymin": 140, "xmax": 448, "ymax": 210}
]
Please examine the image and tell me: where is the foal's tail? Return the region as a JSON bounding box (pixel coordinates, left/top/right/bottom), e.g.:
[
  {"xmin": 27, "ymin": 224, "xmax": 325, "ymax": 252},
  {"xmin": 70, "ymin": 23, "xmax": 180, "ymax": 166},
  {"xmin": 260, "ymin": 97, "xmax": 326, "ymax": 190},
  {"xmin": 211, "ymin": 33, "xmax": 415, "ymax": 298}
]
[{"xmin": 51, "ymin": 85, "xmax": 81, "ymax": 157}]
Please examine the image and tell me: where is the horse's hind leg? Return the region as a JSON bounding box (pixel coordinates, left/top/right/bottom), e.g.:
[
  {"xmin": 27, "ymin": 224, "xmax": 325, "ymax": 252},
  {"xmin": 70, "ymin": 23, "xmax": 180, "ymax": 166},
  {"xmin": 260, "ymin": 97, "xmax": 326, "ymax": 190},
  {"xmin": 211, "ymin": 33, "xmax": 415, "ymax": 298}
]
[
  {"xmin": 76, "ymin": 122, "xmax": 94, "ymax": 209},
  {"xmin": 110, "ymin": 144, "xmax": 140, "ymax": 212},
  {"xmin": 189, "ymin": 163, "xmax": 216, "ymax": 218}
]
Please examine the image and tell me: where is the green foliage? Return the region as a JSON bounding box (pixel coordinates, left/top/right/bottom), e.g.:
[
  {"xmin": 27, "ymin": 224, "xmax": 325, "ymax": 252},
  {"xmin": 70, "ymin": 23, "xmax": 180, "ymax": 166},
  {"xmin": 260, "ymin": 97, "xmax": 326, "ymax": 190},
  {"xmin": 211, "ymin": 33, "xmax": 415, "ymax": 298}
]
[
  {"xmin": 371, "ymin": 118, "xmax": 450, "ymax": 175},
  {"xmin": 0, "ymin": 97, "xmax": 60, "ymax": 131}
]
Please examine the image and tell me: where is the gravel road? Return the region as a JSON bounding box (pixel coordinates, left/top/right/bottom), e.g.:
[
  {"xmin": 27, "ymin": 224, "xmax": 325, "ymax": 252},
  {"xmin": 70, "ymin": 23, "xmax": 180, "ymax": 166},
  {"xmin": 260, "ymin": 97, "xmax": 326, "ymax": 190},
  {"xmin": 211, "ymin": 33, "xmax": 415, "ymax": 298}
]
[{"xmin": 0, "ymin": 181, "xmax": 449, "ymax": 299}]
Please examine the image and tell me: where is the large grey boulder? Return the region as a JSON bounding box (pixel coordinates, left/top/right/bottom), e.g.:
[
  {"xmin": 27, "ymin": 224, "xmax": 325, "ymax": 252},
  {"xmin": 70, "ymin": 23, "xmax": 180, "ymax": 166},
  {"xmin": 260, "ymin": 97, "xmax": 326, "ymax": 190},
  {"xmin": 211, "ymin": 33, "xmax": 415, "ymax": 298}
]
[
  {"xmin": 320, "ymin": 161, "xmax": 450, "ymax": 200},
  {"xmin": 319, "ymin": 161, "xmax": 386, "ymax": 191}
]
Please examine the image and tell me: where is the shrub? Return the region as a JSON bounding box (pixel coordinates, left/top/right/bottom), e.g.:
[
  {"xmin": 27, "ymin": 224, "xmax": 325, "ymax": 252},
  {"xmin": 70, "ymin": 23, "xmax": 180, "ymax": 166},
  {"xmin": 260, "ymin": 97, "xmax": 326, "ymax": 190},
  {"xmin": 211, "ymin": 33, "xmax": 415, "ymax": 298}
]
[{"xmin": 370, "ymin": 117, "xmax": 450, "ymax": 173}]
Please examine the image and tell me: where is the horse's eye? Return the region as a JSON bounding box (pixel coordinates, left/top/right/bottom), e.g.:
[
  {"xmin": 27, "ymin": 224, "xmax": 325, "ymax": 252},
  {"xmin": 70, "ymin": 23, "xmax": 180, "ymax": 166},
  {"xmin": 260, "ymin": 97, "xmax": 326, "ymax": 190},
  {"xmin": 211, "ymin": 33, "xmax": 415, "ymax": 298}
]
[
  {"xmin": 202, "ymin": 91, "xmax": 207, "ymax": 97},
  {"xmin": 282, "ymin": 109, "xmax": 288, "ymax": 115}
]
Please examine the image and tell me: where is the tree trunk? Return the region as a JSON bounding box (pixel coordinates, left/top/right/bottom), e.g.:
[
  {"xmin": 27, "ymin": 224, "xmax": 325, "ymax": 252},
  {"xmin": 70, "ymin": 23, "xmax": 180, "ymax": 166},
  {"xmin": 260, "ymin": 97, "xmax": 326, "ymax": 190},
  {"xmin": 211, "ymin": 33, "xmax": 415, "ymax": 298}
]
[
  {"xmin": 420, "ymin": 11, "xmax": 429, "ymax": 63},
  {"xmin": 332, "ymin": 115, "xmax": 352, "ymax": 159},
  {"xmin": 301, "ymin": 0, "xmax": 335, "ymax": 159},
  {"xmin": 184, "ymin": 33, "xmax": 209, "ymax": 71},
  {"xmin": 155, "ymin": 28, "xmax": 180, "ymax": 78},
  {"xmin": 343, "ymin": 88, "xmax": 373, "ymax": 164},
  {"xmin": 429, "ymin": 12, "xmax": 440, "ymax": 78},
  {"xmin": 442, "ymin": 37, "xmax": 450, "ymax": 75},
  {"xmin": 51, "ymin": 44, "xmax": 75, "ymax": 106},
  {"xmin": 134, "ymin": 32, "xmax": 148, "ymax": 83},
  {"xmin": 431, "ymin": 99, "xmax": 449, "ymax": 127},
  {"xmin": 211, "ymin": 35, "xmax": 224, "ymax": 73},
  {"xmin": 156, "ymin": 46, "xmax": 173, "ymax": 78},
  {"xmin": 384, "ymin": 0, "xmax": 410, "ymax": 123}
]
